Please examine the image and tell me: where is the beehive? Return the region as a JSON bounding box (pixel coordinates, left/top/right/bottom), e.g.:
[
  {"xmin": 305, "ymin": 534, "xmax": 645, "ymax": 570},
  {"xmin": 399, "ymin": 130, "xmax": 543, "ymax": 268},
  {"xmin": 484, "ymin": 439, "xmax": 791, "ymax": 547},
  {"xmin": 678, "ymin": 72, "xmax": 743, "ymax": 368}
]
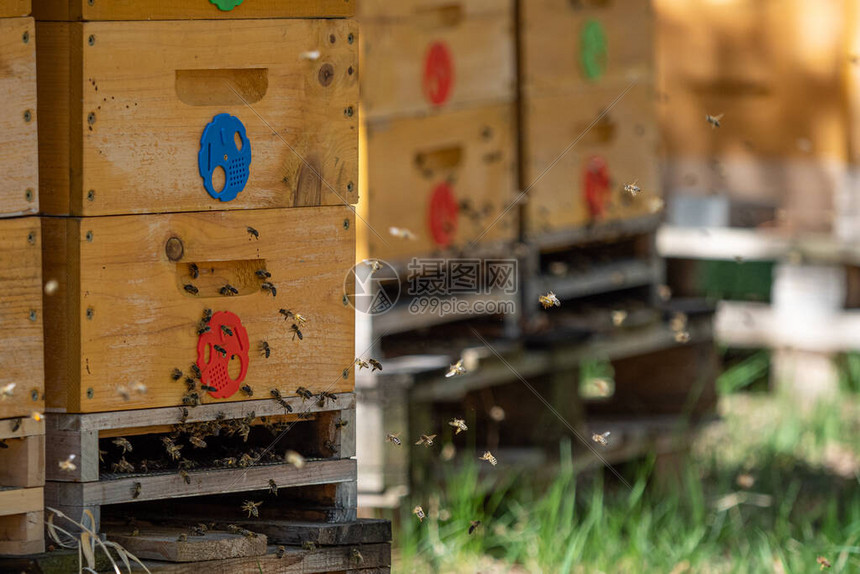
[
  {"xmin": 34, "ymin": 0, "xmax": 353, "ymax": 20},
  {"xmin": 0, "ymin": 0, "xmax": 29, "ymax": 18}
]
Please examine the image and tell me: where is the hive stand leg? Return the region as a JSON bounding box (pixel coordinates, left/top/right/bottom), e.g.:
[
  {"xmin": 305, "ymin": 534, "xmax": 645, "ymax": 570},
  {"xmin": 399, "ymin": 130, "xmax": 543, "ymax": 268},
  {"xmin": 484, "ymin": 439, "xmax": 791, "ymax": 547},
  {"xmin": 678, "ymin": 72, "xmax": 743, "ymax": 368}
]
[{"xmin": 45, "ymin": 426, "xmax": 99, "ymax": 482}]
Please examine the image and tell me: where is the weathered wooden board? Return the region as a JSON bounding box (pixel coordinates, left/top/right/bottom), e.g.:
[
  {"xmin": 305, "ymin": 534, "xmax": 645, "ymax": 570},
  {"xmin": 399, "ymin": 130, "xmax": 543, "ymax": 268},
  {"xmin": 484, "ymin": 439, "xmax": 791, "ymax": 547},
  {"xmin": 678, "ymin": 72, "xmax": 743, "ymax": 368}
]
[
  {"xmin": 0, "ymin": 17, "xmax": 38, "ymax": 216},
  {"xmin": 522, "ymin": 81, "xmax": 661, "ymax": 237},
  {"xmin": 36, "ymin": 19, "xmax": 358, "ymax": 216},
  {"xmin": 34, "ymin": 0, "xmax": 353, "ymax": 20},
  {"xmin": 0, "ymin": 429, "xmax": 44, "ymax": 488},
  {"xmin": 360, "ymin": 1, "xmax": 514, "ymax": 118},
  {"xmin": 0, "ymin": 508, "xmax": 43, "ymax": 556},
  {"xmin": 229, "ymin": 518, "xmax": 391, "ymax": 547},
  {"xmin": 520, "ymin": 0, "xmax": 654, "ymax": 95},
  {"xmin": 106, "ymin": 528, "xmax": 267, "ymax": 563},
  {"xmin": 0, "ymin": 218, "xmax": 43, "ymax": 420},
  {"xmin": 42, "ymin": 207, "xmax": 355, "ymax": 413},
  {"xmin": 0, "ymin": 0, "xmax": 29, "ymax": 18},
  {"xmin": 360, "ymin": 104, "xmax": 517, "ymax": 262}
]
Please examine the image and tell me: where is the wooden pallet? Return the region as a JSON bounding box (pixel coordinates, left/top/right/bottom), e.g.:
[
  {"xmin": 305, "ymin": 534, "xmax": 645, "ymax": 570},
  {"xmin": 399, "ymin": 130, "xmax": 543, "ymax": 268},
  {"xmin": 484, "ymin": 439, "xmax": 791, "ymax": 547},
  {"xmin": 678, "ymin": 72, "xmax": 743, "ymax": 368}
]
[
  {"xmin": 45, "ymin": 393, "xmax": 357, "ymax": 533},
  {"xmin": 0, "ymin": 486, "xmax": 43, "ymax": 556},
  {"xmin": 34, "ymin": 0, "xmax": 354, "ymax": 20},
  {"xmin": 0, "ymin": 416, "xmax": 45, "ymax": 556}
]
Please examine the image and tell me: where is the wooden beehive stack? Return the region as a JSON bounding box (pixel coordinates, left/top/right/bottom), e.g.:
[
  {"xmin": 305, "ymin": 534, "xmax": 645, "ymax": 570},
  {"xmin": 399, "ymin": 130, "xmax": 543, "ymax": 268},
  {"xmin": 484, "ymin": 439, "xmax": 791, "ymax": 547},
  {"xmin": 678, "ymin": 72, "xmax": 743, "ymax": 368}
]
[
  {"xmin": 0, "ymin": 0, "xmax": 46, "ymax": 557},
  {"xmin": 17, "ymin": 1, "xmax": 389, "ymax": 568}
]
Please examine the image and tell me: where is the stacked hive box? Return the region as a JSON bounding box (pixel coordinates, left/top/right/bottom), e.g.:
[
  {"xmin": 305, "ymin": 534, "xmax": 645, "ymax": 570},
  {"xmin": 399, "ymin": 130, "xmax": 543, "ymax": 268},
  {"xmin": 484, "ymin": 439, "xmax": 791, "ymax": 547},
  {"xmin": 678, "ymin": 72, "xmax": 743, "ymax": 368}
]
[
  {"xmin": 32, "ymin": 0, "xmax": 368, "ymax": 554},
  {"xmin": 0, "ymin": 0, "xmax": 45, "ymax": 556}
]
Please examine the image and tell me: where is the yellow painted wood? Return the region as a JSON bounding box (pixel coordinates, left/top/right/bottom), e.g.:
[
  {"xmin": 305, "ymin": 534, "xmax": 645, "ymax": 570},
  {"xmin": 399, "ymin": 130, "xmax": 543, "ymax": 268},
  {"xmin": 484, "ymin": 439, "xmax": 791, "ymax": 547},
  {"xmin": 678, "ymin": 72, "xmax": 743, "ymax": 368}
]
[
  {"xmin": 0, "ymin": 17, "xmax": 37, "ymax": 216},
  {"xmin": 0, "ymin": 0, "xmax": 29, "ymax": 17},
  {"xmin": 43, "ymin": 207, "xmax": 355, "ymax": 413},
  {"xmin": 36, "ymin": 19, "xmax": 358, "ymax": 216},
  {"xmin": 522, "ymin": 81, "xmax": 661, "ymax": 235},
  {"xmin": 0, "ymin": 218, "xmax": 43, "ymax": 420},
  {"xmin": 360, "ymin": 104, "xmax": 517, "ymax": 262},
  {"xmin": 34, "ymin": 0, "xmax": 353, "ymax": 20}
]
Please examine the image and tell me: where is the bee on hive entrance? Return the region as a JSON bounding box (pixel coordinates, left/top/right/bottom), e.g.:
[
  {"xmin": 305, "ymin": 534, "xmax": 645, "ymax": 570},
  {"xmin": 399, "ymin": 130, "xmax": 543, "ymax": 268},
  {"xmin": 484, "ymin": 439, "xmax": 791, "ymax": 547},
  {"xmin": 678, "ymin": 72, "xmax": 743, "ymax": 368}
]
[
  {"xmin": 260, "ymin": 341, "xmax": 271, "ymax": 358},
  {"xmin": 247, "ymin": 226, "xmax": 259, "ymax": 239},
  {"xmin": 162, "ymin": 437, "xmax": 183, "ymax": 460},
  {"xmin": 335, "ymin": 418, "xmax": 349, "ymax": 429},
  {"xmin": 241, "ymin": 500, "xmax": 262, "ymax": 518},
  {"xmin": 592, "ymin": 431, "xmax": 610, "ymax": 446},
  {"xmin": 11, "ymin": 418, "xmax": 21, "ymax": 432},
  {"xmin": 260, "ymin": 282, "xmax": 277, "ymax": 297},
  {"xmin": 276, "ymin": 546, "xmax": 286, "ymax": 558},
  {"xmin": 285, "ymin": 450, "xmax": 305, "ymax": 468},
  {"xmin": 178, "ymin": 470, "xmax": 191, "ymax": 484},
  {"xmin": 185, "ymin": 378, "xmax": 197, "ymax": 392},
  {"xmin": 112, "ymin": 457, "xmax": 135, "ymax": 473},
  {"xmin": 367, "ymin": 359, "xmax": 383, "ymax": 372},
  {"xmin": 324, "ymin": 439, "xmax": 338, "ymax": 454},
  {"xmin": 415, "ymin": 434, "xmax": 437, "ymax": 447},
  {"xmin": 213, "ymin": 345, "xmax": 227, "ymax": 357},
  {"xmin": 189, "ymin": 436, "xmax": 207, "ymax": 449},
  {"xmin": 351, "ymin": 547, "xmax": 364, "ymax": 564},
  {"xmin": 449, "ymin": 418, "xmax": 468, "ymax": 435},
  {"xmin": 200, "ymin": 384, "xmax": 217, "ymax": 393},
  {"xmin": 469, "ymin": 520, "xmax": 481, "ymax": 535},
  {"xmin": 190, "ymin": 525, "xmax": 205, "ymax": 537},
  {"xmin": 302, "ymin": 541, "xmax": 316, "ymax": 551},
  {"xmin": 182, "ymin": 391, "xmax": 200, "ymax": 407},
  {"xmin": 290, "ymin": 324, "xmax": 303, "ymax": 341},
  {"xmin": 112, "ymin": 437, "xmax": 133, "ymax": 455},
  {"xmin": 539, "ymin": 291, "xmax": 561, "ymax": 309},
  {"xmin": 268, "ymin": 479, "xmax": 278, "ymax": 495},
  {"xmin": 706, "ymin": 113, "xmax": 723, "ymax": 128},
  {"xmin": 255, "ymin": 269, "xmax": 271, "ymax": 279},
  {"xmin": 171, "ymin": 368, "xmax": 183, "ymax": 381},
  {"xmin": 479, "ymin": 451, "xmax": 497, "ymax": 466},
  {"xmin": 177, "ymin": 533, "xmax": 187, "ymax": 542},
  {"xmin": 296, "ymin": 386, "xmax": 313, "ymax": 401},
  {"xmin": 220, "ymin": 284, "xmax": 239, "ymax": 296},
  {"xmin": 240, "ymin": 384, "xmax": 254, "ymax": 397},
  {"xmin": 131, "ymin": 482, "xmax": 141, "ymax": 499},
  {"xmin": 386, "ymin": 433, "xmax": 402, "ymax": 446},
  {"xmin": 183, "ymin": 284, "xmax": 198, "ymax": 295},
  {"xmin": 221, "ymin": 325, "xmax": 233, "ymax": 337},
  {"xmin": 319, "ymin": 391, "xmax": 338, "ymax": 405},
  {"xmin": 446, "ymin": 359, "xmax": 466, "ymax": 378},
  {"xmin": 58, "ymin": 454, "xmax": 77, "ymax": 472},
  {"xmin": 189, "ymin": 263, "xmax": 199, "ymax": 279},
  {"xmin": 238, "ymin": 453, "xmax": 254, "ymax": 468},
  {"xmin": 197, "ymin": 324, "xmax": 211, "ymax": 335},
  {"xmin": 413, "ymin": 505, "xmax": 426, "ymax": 522}
]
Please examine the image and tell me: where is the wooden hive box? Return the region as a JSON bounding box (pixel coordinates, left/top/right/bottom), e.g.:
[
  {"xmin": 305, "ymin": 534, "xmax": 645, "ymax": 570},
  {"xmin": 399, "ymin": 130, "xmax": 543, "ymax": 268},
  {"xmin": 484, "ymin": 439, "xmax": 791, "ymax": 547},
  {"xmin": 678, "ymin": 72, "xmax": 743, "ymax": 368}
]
[
  {"xmin": 0, "ymin": 0, "xmax": 29, "ymax": 17},
  {"xmin": 42, "ymin": 206, "xmax": 355, "ymax": 413},
  {"xmin": 358, "ymin": 0, "xmax": 500, "ymax": 20},
  {"xmin": 359, "ymin": 104, "xmax": 517, "ymax": 263},
  {"xmin": 0, "ymin": 217, "xmax": 44, "ymax": 420},
  {"xmin": 0, "ymin": 16, "xmax": 38, "ymax": 216},
  {"xmin": 36, "ymin": 19, "xmax": 358, "ymax": 216},
  {"xmin": 360, "ymin": 0, "xmax": 515, "ymax": 119},
  {"xmin": 519, "ymin": 0, "xmax": 654, "ymax": 95},
  {"xmin": 33, "ymin": 0, "xmax": 353, "ymax": 20},
  {"xmin": 522, "ymin": 82, "xmax": 661, "ymax": 237}
]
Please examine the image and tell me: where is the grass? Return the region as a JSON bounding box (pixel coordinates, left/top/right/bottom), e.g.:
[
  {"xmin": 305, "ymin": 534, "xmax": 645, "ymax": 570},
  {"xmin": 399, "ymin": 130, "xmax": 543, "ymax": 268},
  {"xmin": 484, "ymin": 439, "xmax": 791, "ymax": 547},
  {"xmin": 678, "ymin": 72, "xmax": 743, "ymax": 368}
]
[{"xmin": 396, "ymin": 392, "xmax": 860, "ymax": 573}]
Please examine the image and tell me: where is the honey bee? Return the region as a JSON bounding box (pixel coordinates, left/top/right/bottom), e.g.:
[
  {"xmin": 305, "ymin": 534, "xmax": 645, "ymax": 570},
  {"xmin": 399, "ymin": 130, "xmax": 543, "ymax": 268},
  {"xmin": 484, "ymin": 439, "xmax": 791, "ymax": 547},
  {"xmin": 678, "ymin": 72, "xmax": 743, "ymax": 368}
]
[
  {"xmin": 220, "ymin": 325, "xmax": 233, "ymax": 337},
  {"xmin": 270, "ymin": 388, "xmax": 283, "ymax": 400},
  {"xmin": 116, "ymin": 385, "xmax": 131, "ymax": 401},
  {"xmin": 162, "ymin": 437, "xmax": 183, "ymax": 460},
  {"xmin": 415, "ymin": 434, "xmax": 437, "ymax": 447},
  {"xmin": 217, "ymin": 457, "xmax": 237, "ymax": 468},
  {"xmin": 0, "ymin": 440, "xmax": 6, "ymax": 449},
  {"xmin": 367, "ymin": 359, "xmax": 383, "ymax": 372},
  {"xmin": 240, "ymin": 384, "xmax": 254, "ymax": 397},
  {"xmin": 131, "ymin": 482, "xmax": 141, "ymax": 499},
  {"xmin": 189, "ymin": 263, "xmax": 199, "ymax": 279},
  {"xmin": 189, "ymin": 436, "xmax": 207, "ymax": 449},
  {"xmin": 389, "ymin": 226, "xmax": 417, "ymax": 240},
  {"xmin": 246, "ymin": 226, "xmax": 259, "ymax": 239},
  {"xmin": 226, "ymin": 524, "xmax": 241, "ymax": 534},
  {"xmin": 817, "ymin": 556, "xmax": 832, "ymax": 570},
  {"xmin": 706, "ymin": 113, "xmax": 723, "ymax": 129},
  {"xmin": 241, "ymin": 500, "xmax": 262, "ymax": 518},
  {"xmin": 290, "ymin": 324, "xmax": 303, "ymax": 341},
  {"xmin": 260, "ymin": 341, "xmax": 271, "ymax": 358},
  {"xmin": 213, "ymin": 345, "xmax": 227, "ymax": 357},
  {"xmin": 412, "ymin": 505, "xmax": 426, "ymax": 522},
  {"xmin": 111, "ymin": 457, "xmax": 135, "ymax": 473},
  {"xmin": 445, "ymin": 359, "xmax": 466, "ymax": 378},
  {"xmin": 611, "ymin": 310, "xmax": 628, "ymax": 326},
  {"xmin": 189, "ymin": 525, "xmax": 206, "ymax": 537},
  {"xmin": 335, "ymin": 418, "xmax": 349, "ymax": 429},
  {"xmin": 670, "ymin": 312, "xmax": 688, "ymax": 332},
  {"xmin": 171, "ymin": 368, "xmax": 183, "ymax": 381},
  {"xmin": 295, "ymin": 386, "xmax": 313, "ymax": 401},
  {"xmin": 130, "ymin": 527, "xmax": 140, "ymax": 536},
  {"xmin": 31, "ymin": 411, "xmax": 43, "ymax": 422},
  {"xmin": 479, "ymin": 451, "xmax": 497, "ymax": 466},
  {"xmin": 362, "ymin": 259, "xmax": 383, "ymax": 273},
  {"xmin": 276, "ymin": 545, "xmax": 286, "ymax": 558},
  {"xmin": 674, "ymin": 331, "xmax": 690, "ymax": 344},
  {"xmin": 177, "ymin": 533, "xmax": 187, "ymax": 542},
  {"xmin": 260, "ymin": 282, "xmax": 277, "ymax": 297},
  {"xmin": 201, "ymin": 308, "xmax": 212, "ymax": 324},
  {"xmin": 285, "ymin": 450, "xmax": 305, "ymax": 468},
  {"xmin": 469, "ymin": 520, "xmax": 481, "ymax": 535},
  {"xmin": 592, "ymin": 431, "xmax": 610, "ymax": 446},
  {"xmin": 112, "ymin": 437, "xmax": 133, "ymax": 455},
  {"xmin": 219, "ymin": 284, "xmax": 239, "ymax": 296},
  {"xmin": 318, "ymin": 391, "xmax": 338, "ymax": 405},
  {"xmin": 182, "ymin": 391, "xmax": 200, "ymax": 407},
  {"xmin": 255, "ymin": 269, "xmax": 271, "ymax": 279},
  {"xmin": 98, "ymin": 449, "xmax": 107, "ymax": 463},
  {"xmin": 539, "ymin": 291, "xmax": 561, "ymax": 309},
  {"xmin": 240, "ymin": 529, "xmax": 257, "ymax": 539},
  {"xmin": 354, "ymin": 358, "xmax": 369, "ymax": 370},
  {"xmin": 302, "ymin": 541, "xmax": 316, "ymax": 551},
  {"xmin": 658, "ymin": 284, "xmax": 672, "ymax": 301},
  {"xmin": 1, "ymin": 382, "xmax": 16, "ymax": 399},
  {"xmin": 200, "ymin": 384, "xmax": 217, "ymax": 393},
  {"xmin": 184, "ymin": 378, "xmax": 197, "ymax": 392},
  {"xmin": 350, "ymin": 547, "xmax": 363, "ymax": 564},
  {"xmin": 448, "ymin": 418, "xmax": 468, "ymax": 435},
  {"xmin": 197, "ymin": 324, "xmax": 211, "ymax": 335},
  {"xmin": 386, "ymin": 433, "xmax": 401, "ymax": 446},
  {"xmin": 623, "ymin": 182, "xmax": 641, "ymax": 196},
  {"xmin": 59, "ymin": 454, "xmax": 77, "ymax": 472},
  {"xmin": 11, "ymin": 418, "xmax": 21, "ymax": 432},
  {"xmin": 183, "ymin": 284, "xmax": 199, "ymax": 295},
  {"xmin": 268, "ymin": 479, "xmax": 278, "ymax": 495},
  {"xmin": 179, "ymin": 470, "xmax": 191, "ymax": 484},
  {"xmin": 238, "ymin": 453, "xmax": 254, "ymax": 468},
  {"xmin": 324, "ymin": 439, "xmax": 338, "ymax": 454}
]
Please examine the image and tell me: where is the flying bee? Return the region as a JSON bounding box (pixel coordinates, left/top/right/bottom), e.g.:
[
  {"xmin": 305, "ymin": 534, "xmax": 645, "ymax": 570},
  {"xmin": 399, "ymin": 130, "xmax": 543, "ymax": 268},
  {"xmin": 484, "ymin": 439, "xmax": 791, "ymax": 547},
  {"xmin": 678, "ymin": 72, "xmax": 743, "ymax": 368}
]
[
  {"xmin": 179, "ymin": 469, "xmax": 191, "ymax": 484},
  {"xmin": 445, "ymin": 359, "xmax": 466, "ymax": 378},
  {"xmin": 362, "ymin": 259, "xmax": 383, "ymax": 274},
  {"xmin": 674, "ymin": 330, "xmax": 690, "ymax": 344},
  {"xmin": 658, "ymin": 284, "xmax": 672, "ymax": 301},
  {"xmin": 220, "ymin": 325, "xmax": 234, "ymax": 337},
  {"xmin": 0, "ymin": 382, "xmax": 16, "ymax": 399},
  {"xmin": 189, "ymin": 436, "xmax": 207, "ymax": 449},
  {"xmin": 592, "ymin": 431, "xmax": 610, "ymax": 446},
  {"xmin": 260, "ymin": 282, "xmax": 277, "ymax": 297},
  {"xmin": 449, "ymin": 418, "xmax": 468, "ymax": 435},
  {"xmin": 213, "ymin": 345, "xmax": 227, "ymax": 357},
  {"xmin": 324, "ymin": 439, "xmax": 338, "ymax": 454},
  {"xmin": 241, "ymin": 500, "xmax": 262, "ymax": 518},
  {"xmin": 670, "ymin": 312, "xmax": 688, "ymax": 332},
  {"xmin": 295, "ymin": 386, "xmax": 313, "ymax": 401},
  {"xmin": 255, "ymin": 269, "xmax": 271, "ymax": 279},
  {"xmin": 817, "ymin": 556, "xmax": 832, "ymax": 570},
  {"xmin": 335, "ymin": 418, "xmax": 349, "ymax": 429},
  {"xmin": 350, "ymin": 547, "xmax": 363, "ymax": 564},
  {"xmin": 162, "ymin": 437, "xmax": 183, "ymax": 460},
  {"xmin": 413, "ymin": 505, "xmax": 426, "ymax": 522},
  {"xmin": 386, "ymin": 433, "xmax": 401, "ymax": 446},
  {"xmin": 200, "ymin": 384, "xmax": 217, "ymax": 393},
  {"xmin": 539, "ymin": 291, "xmax": 561, "ymax": 309},
  {"xmin": 389, "ymin": 226, "xmax": 417, "ymax": 240},
  {"xmin": 112, "ymin": 437, "xmax": 133, "ymax": 455},
  {"xmin": 182, "ymin": 391, "xmax": 200, "ymax": 407},
  {"xmin": 31, "ymin": 411, "xmax": 43, "ymax": 422},
  {"xmin": 171, "ymin": 368, "xmax": 183, "ymax": 381},
  {"xmin": 219, "ymin": 284, "xmax": 238, "ymax": 296},
  {"xmin": 247, "ymin": 226, "xmax": 259, "ymax": 239},
  {"xmin": 302, "ymin": 541, "xmax": 316, "ymax": 551},
  {"xmin": 354, "ymin": 358, "xmax": 369, "ymax": 371},
  {"xmin": 367, "ymin": 359, "xmax": 383, "ymax": 372},
  {"xmin": 611, "ymin": 310, "xmax": 628, "ymax": 327},
  {"xmin": 189, "ymin": 263, "xmax": 199, "ymax": 279},
  {"xmin": 624, "ymin": 182, "xmax": 641, "ymax": 197},
  {"xmin": 706, "ymin": 113, "xmax": 723, "ymax": 129},
  {"xmin": 290, "ymin": 324, "xmax": 303, "ymax": 341},
  {"xmin": 59, "ymin": 454, "xmax": 77, "ymax": 472},
  {"xmin": 130, "ymin": 527, "xmax": 140, "ymax": 536},
  {"xmin": 415, "ymin": 434, "xmax": 437, "ymax": 447},
  {"xmin": 240, "ymin": 384, "xmax": 254, "ymax": 397},
  {"xmin": 183, "ymin": 284, "xmax": 199, "ymax": 295},
  {"xmin": 116, "ymin": 385, "xmax": 131, "ymax": 401},
  {"xmin": 11, "ymin": 418, "xmax": 21, "ymax": 432},
  {"xmin": 479, "ymin": 451, "xmax": 498, "ymax": 466},
  {"xmin": 131, "ymin": 482, "xmax": 141, "ymax": 499},
  {"xmin": 177, "ymin": 533, "xmax": 187, "ymax": 542},
  {"xmin": 469, "ymin": 520, "xmax": 481, "ymax": 535},
  {"xmin": 268, "ymin": 479, "xmax": 278, "ymax": 496},
  {"xmin": 98, "ymin": 449, "xmax": 107, "ymax": 463},
  {"xmin": 260, "ymin": 341, "xmax": 271, "ymax": 358},
  {"xmin": 276, "ymin": 546, "xmax": 286, "ymax": 559},
  {"xmin": 285, "ymin": 450, "xmax": 305, "ymax": 468},
  {"xmin": 111, "ymin": 457, "xmax": 135, "ymax": 473}
]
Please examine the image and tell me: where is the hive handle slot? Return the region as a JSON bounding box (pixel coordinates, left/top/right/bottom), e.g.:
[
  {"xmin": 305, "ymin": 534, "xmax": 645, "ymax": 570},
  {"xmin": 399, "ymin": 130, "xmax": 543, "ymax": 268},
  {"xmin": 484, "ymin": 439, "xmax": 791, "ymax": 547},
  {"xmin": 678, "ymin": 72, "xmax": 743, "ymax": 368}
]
[
  {"xmin": 414, "ymin": 145, "xmax": 463, "ymax": 176},
  {"xmin": 576, "ymin": 113, "xmax": 617, "ymax": 146},
  {"xmin": 414, "ymin": 4, "xmax": 463, "ymax": 28},
  {"xmin": 175, "ymin": 68, "xmax": 269, "ymax": 106}
]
